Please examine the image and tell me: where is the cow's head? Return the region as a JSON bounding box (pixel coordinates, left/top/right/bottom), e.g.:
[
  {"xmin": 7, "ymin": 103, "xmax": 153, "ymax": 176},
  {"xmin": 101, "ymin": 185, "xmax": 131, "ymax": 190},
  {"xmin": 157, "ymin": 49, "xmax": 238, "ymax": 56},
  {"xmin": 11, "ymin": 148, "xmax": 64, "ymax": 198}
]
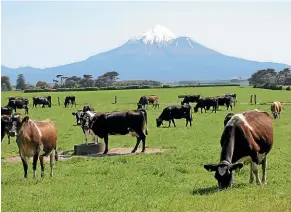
[
  {"xmin": 194, "ymin": 105, "xmax": 199, "ymax": 113},
  {"xmin": 156, "ymin": 118, "xmax": 163, "ymax": 127},
  {"xmin": 9, "ymin": 114, "xmax": 23, "ymax": 137},
  {"xmin": 204, "ymin": 162, "xmax": 244, "ymax": 189},
  {"xmin": 82, "ymin": 111, "xmax": 96, "ymax": 130},
  {"xmin": 72, "ymin": 110, "xmax": 83, "ymax": 125},
  {"xmin": 137, "ymin": 103, "xmax": 143, "ymax": 110}
]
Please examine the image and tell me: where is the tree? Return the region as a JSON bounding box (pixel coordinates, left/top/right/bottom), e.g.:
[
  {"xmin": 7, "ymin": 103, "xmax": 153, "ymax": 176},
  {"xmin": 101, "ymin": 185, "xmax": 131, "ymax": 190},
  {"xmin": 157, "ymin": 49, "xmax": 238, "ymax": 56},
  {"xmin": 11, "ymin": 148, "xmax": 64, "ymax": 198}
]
[
  {"xmin": 36, "ymin": 81, "xmax": 48, "ymax": 88},
  {"xmin": 248, "ymin": 68, "xmax": 277, "ymax": 85},
  {"xmin": 1, "ymin": 76, "xmax": 12, "ymax": 91},
  {"xmin": 16, "ymin": 74, "xmax": 26, "ymax": 90},
  {"xmin": 95, "ymin": 71, "xmax": 119, "ymax": 87},
  {"xmin": 276, "ymin": 68, "xmax": 291, "ymax": 85}
]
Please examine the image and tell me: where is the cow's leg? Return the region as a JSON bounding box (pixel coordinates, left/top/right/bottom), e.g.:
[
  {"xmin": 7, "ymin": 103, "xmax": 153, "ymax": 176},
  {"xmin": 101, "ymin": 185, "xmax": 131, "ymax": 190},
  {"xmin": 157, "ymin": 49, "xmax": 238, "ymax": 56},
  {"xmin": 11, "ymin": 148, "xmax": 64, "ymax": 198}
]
[
  {"xmin": 39, "ymin": 156, "xmax": 45, "ymax": 177},
  {"xmin": 103, "ymin": 135, "xmax": 109, "ymax": 154},
  {"xmin": 141, "ymin": 133, "xmax": 146, "ymax": 152},
  {"xmin": 8, "ymin": 134, "xmax": 10, "ymax": 144},
  {"xmin": 261, "ymin": 157, "xmax": 267, "ymax": 184},
  {"xmin": 230, "ymin": 105, "xmax": 233, "ymax": 111},
  {"xmin": 20, "ymin": 156, "xmax": 28, "ymax": 178},
  {"xmin": 168, "ymin": 120, "xmax": 171, "ymax": 127},
  {"xmin": 249, "ymin": 163, "xmax": 255, "ymax": 184},
  {"xmin": 132, "ymin": 137, "xmax": 141, "ymax": 153},
  {"xmin": 251, "ymin": 162, "xmax": 262, "ymax": 185},
  {"xmin": 84, "ymin": 129, "xmax": 89, "ymax": 144},
  {"xmin": 49, "ymin": 149, "xmax": 55, "ymax": 177},
  {"xmin": 172, "ymin": 119, "xmax": 176, "ymax": 127},
  {"xmin": 32, "ymin": 153, "xmax": 39, "ymax": 178}
]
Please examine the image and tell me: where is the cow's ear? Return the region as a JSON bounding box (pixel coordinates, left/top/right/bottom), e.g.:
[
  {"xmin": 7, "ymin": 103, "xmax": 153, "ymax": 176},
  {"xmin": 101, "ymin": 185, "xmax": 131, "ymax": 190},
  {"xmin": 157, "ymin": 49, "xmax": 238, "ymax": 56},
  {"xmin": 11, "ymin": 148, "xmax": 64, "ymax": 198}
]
[
  {"xmin": 204, "ymin": 164, "xmax": 218, "ymax": 172},
  {"xmin": 22, "ymin": 116, "xmax": 29, "ymax": 124},
  {"xmin": 230, "ymin": 163, "xmax": 244, "ymax": 172}
]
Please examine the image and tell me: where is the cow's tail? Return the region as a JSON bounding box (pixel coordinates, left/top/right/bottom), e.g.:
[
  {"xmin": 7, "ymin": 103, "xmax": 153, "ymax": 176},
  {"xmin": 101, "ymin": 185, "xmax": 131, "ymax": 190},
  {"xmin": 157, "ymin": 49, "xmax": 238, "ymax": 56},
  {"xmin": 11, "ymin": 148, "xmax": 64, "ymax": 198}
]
[
  {"xmin": 54, "ymin": 147, "xmax": 59, "ymax": 161},
  {"xmin": 141, "ymin": 109, "xmax": 148, "ymax": 135}
]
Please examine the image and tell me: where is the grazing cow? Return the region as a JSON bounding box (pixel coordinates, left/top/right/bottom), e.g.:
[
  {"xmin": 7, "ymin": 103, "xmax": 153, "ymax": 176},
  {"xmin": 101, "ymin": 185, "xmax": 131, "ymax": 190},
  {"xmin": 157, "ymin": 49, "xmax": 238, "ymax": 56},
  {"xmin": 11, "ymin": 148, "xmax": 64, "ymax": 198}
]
[
  {"xmin": 87, "ymin": 109, "xmax": 148, "ymax": 154},
  {"xmin": 1, "ymin": 106, "xmax": 13, "ymax": 116},
  {"xmin": 181, "ymin": 95, "xmax": 200, "ymax": 105},
  {"xmin": 7, "ymin": 99, "xmax": 29, "ymax": 115},
  {"xmin": 194, "ymin": 98, "xmax": 218, "ymax": 113},
  {"xmin": 156, "ymin": 105, "xmax": 192, "ymax": 127},
  {"xmin": 216, "ymin": 96, "xmax": 234, "ymax": 111},
  {"xmin": 33, "ymin": 96, "xmax": 51, "ymax": 108},
  {"xmin": 270, "ymin": 101, "xmax": 282, "ymax": 119},
  {"xmin": 224, "ymin": 94, "xmax": 237, "ymax": 106},
  {"xmin": 204, "ymin": 110, "xmax": 273, "ymax": 189},
  {"xmin": 9, "ymin": 114, "xmax": 58, "ymax": 178},
  {"xmin": 64, "ymin": 96, "xmax": 76, "ymax": 108},
  {"xmin": 138, "ymin": 95, "xmax": 159, "ymax": 109},
  {"xmin": 1, "ymin": 115, "xmax": 11, "ymax": 144}
]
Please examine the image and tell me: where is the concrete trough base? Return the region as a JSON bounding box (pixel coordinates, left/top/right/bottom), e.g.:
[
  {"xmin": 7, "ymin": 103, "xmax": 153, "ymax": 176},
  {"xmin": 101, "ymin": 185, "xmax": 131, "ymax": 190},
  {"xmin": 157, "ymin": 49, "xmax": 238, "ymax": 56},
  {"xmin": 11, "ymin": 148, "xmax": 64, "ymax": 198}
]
[{"xmin": 73, "ymin": 142, "xmax": 105, "ymax": 155}]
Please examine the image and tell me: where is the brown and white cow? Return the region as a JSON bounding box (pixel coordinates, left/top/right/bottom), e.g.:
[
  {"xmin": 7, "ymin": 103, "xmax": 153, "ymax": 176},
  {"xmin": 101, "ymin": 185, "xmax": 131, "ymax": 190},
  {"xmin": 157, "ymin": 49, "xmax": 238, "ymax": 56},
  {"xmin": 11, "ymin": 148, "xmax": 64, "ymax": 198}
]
[
  {"xmin": 204, "ymin": 110, "xmax": 273, "ymax": 189},
  {"xmin": 9, "ymin": 114, "xmax": 58, "ymax": 178},
  {"xmin": 270, "ymin": 101, "xmax": 282, "ymax": 119}
]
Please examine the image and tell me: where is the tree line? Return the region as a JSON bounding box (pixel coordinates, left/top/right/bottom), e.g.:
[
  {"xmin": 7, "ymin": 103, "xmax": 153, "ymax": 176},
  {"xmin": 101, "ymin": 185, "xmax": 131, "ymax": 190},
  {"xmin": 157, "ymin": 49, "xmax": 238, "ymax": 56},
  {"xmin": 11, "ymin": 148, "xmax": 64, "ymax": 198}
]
[{"xmin": 249, "ymin": 68, "xmax": 291, "ymax": 85}]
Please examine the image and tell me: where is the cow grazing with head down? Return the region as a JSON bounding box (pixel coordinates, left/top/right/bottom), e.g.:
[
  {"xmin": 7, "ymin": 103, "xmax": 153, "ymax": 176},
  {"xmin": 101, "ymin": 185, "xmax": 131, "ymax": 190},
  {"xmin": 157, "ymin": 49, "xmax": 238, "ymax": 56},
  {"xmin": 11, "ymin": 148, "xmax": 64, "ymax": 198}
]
[
  {"xmin": 9, "ymin": 114, "xmax": 58, "ymax": 178},
  {"xmin": 156, "ymin": 105, "xmax": 192, "ymax": 128},
  {"xmin": 270, "ymin": 101, "xmax": 282, "ymax": 119},
  {"xmin": 1, "ymin": 115, "xmax": 11, "ymax": 144},
  {"xmin": 33, "ymin": 96, "xmax": 51, "ymax": 108},
  {"xmin": 181, "ymin": 95, "xmax": 200, "ymax": 105},
  {"xmin": 64, "ymin": 96, "xmax": 76, "ymax": 108},
  {"xmin": 1, "ymin": 106, "xmax": 13, "ymax": 116},
  {"xmin": 204, "ymin": 110, "xmax": 273, "ymax": 189},
  {"xmin": 86, "ymin": 109, "xmax": 148, "ymax": 154},
  {"xmin": 194, "ymin": 98, "xmax": 218, "ymax": 113},
  {"xmin": 7, "ymin": 99, "xmax": 29, "ymax": 115}
]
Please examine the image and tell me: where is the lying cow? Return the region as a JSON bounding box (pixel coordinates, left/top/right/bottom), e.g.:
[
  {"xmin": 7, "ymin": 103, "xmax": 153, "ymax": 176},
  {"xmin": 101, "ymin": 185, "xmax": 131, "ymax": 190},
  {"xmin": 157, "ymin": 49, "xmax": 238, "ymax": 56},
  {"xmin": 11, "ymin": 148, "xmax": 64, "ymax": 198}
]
[
  {"xmin": 156, "ymin": 105, "xmax": 192, "ymax": 128},
  {"xmin": 9, "ymin": 114, "xmax": 58, "ymax": 178},
  {"xmin": 7, "ymin": 99, "xmax": 29, "ymax": 115},
  {"xmin": 1, "ymin": 115, "xmax": 11, "ymax": 144},
  {"xmin": 1, "ymin": 106, "xmax": 13, "ymax": 116},
  {"xmin": 33, "ymin": 96, "xmax": 51, "ymax": 108},
  {"xmin": 64, "ymin": 96, "xmax": 76, "ymax": 108},
  {"xmin": 85, "ymin": 109, "xmax": 148, "ymax": 154},
  {"xmin": 194, "ymin": 98, "xmax": 218, "ymax": 113},
  {"xmin": 181, "ymin": 95, "xmax": 200, "ymax": 105},
  {"xmin": 270, "ymin": 101, "xmax": 282, "ymax": 119},
  {"xmin": 204, "ymin": 110, "xmax": 273, "ymax": 189}
]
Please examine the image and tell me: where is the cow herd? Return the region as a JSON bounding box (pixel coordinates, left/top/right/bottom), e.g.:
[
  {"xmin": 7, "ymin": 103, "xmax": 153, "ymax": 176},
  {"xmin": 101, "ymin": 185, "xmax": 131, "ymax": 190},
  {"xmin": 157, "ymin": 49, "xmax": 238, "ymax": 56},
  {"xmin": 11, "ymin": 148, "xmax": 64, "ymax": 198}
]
[{"xmin": 0, "ymin": 92, "xmax": 285, "ymax": 190}]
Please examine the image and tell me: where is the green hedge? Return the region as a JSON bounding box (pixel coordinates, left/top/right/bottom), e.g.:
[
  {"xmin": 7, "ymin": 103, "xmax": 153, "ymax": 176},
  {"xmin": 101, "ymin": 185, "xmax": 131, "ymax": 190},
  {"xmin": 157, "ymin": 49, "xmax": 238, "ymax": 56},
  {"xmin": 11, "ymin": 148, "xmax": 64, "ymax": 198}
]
[
  {"xmin": 23, "ymin": 84, "xmax": 240, "ymax": 93},
  {"xmin": 253, "ymin": 82, "xmax": 284, "ymax": 90}
]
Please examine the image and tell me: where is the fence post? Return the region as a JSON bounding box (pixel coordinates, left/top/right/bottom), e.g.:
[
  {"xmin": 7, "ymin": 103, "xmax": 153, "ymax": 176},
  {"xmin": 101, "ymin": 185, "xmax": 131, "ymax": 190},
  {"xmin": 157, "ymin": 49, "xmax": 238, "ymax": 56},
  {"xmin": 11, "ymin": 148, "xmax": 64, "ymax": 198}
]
[
  {"xmin": 58, "ymin": 97, "xmax": 60, "ymax": 106},
  {"xmin": 254, "ymin": 95, "xmax": 257, "ymax": 105},
  {"xmin": 250, "ymin": 95, "xmax": 253, "ymax": 104},
  {"xmin": 114, "ymin": 96, "xmax": 117, "ymax": 104}
]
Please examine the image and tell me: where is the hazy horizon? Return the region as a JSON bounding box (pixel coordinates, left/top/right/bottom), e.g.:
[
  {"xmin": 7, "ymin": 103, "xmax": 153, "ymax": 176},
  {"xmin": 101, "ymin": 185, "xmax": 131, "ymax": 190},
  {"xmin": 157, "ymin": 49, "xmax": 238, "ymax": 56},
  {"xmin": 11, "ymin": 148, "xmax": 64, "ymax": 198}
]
[{"xmin": 2, "ymin": 1, "xmax": 291, "ymax": 69}]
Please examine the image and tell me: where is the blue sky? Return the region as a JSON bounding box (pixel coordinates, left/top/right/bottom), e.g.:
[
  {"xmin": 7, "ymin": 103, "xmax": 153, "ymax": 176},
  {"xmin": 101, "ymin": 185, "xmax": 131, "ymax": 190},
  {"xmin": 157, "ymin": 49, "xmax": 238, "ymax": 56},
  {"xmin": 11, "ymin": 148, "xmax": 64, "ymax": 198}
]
[{"xmin": 2, "ymin": 1, "xmax": 291, "ymax": 68}]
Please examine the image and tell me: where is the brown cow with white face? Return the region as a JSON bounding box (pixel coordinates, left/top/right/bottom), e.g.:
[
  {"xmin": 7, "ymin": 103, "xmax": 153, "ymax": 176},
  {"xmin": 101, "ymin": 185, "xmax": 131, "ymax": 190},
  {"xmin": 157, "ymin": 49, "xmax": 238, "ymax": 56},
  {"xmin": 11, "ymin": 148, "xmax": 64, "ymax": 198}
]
[
  {"xmin": 204, "ymin": 110, "xmax": 274, "ymax": 189},
  {"xmin": 9, "ymin": 114, "xmax": 58, "ymax": 178},
  {"xmin": 270, "ymin": 101, "xmax": 282, "ymax": 119}
]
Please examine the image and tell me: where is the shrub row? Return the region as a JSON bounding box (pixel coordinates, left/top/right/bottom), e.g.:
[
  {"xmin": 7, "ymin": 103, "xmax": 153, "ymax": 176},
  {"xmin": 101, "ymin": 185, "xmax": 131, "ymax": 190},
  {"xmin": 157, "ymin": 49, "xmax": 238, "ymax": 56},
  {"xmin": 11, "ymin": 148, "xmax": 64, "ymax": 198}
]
[
  {"xmin": 253, "ymin": 83, "xmax": 286, "ymax": 90},
  {"xmin": 24, "ymin": 84, "xmax": 240, "ymax": 93}
]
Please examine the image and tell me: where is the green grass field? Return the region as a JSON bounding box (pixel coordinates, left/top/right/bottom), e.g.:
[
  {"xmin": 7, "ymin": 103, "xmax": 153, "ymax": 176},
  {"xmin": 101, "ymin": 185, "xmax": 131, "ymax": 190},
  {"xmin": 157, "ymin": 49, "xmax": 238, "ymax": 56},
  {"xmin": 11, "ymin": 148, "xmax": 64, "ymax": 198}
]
[{"xmin": 1, "ymin": 86, "xmax": 291, "ymax": 212}]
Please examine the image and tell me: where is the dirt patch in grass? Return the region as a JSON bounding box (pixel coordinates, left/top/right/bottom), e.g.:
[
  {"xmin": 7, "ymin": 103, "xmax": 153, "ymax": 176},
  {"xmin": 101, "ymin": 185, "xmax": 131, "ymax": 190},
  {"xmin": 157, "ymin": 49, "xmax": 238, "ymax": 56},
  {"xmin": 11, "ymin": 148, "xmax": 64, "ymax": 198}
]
[{"xmin": 1, "ymin": 148, "xmax": 169, "ymax": 163}]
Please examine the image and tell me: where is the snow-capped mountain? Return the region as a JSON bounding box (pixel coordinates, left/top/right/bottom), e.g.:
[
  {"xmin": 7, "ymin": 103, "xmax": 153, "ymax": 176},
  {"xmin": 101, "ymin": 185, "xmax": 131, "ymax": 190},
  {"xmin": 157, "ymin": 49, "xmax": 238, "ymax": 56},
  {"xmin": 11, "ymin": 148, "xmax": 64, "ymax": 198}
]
[{"xmin": 2, "ymin": 25, "xmax": 291, "ymax": 84}]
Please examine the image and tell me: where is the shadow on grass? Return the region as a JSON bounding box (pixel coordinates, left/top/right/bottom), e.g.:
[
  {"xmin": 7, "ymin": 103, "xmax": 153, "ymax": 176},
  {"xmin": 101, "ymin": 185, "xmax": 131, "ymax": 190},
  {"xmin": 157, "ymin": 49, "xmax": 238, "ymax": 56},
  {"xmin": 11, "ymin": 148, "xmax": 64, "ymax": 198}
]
[{"xmin": 191, "ymin": 183, "xmax": 249, "ymax": 196}]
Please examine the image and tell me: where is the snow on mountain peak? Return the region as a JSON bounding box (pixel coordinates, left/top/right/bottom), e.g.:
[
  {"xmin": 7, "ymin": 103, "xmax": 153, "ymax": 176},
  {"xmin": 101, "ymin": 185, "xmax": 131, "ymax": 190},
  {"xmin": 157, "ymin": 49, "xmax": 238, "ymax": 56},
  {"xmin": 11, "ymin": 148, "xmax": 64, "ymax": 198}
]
[{"xmin": 128, "ymin": 25, "xmax": 177, "ymax": 45}]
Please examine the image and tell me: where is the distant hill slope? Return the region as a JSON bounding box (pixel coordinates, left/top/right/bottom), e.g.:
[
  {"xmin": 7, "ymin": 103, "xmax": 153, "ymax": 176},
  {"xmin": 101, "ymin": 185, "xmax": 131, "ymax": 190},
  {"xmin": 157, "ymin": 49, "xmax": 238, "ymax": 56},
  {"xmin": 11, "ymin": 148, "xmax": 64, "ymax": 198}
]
[{"xmin": 2, "ymin": 25, "xmax": 290, "ymax": 84}]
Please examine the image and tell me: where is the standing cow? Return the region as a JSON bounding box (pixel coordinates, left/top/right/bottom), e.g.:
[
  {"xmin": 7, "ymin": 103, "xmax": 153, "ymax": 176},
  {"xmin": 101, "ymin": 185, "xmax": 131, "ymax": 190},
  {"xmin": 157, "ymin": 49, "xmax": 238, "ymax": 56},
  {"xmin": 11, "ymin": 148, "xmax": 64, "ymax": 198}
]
[
  {"xmin": 204, "ymin": 110, "xmax": 273, "ymax": 189},
  {"xmin": 9, "ymin": 114, "xmax": 58, "ymax": 178},
  {"xmin": 64, "ymin": 96, "xmax": 76, "ymax": 108},
  {"xmin": 7, "ymin": 99, "xmax": 29, "ymax": 115},
  {"xmin": 270, "ymin": 101, "xmax": 282, "ymax": 119},
  {"xmin": 1, "ymin": 115, "xmax": 11, "ymax": 144},
  {"xmin": 194, "ymin": 98, "xmax": 218, "ymax": 113},
  {"xmin": 33, "ymin": 96, "xmax": 51, "ymax": 108},
  {"xmin": 181, "ymin": 95, "xmax": 200, "ymax": 105},
  {"xmin": 138, "ymin": 95, "xmax": 159, "ymax": 109},
  {"xmin": 156, "ymin": 105, "xmax": 192, "ymax": 127}
]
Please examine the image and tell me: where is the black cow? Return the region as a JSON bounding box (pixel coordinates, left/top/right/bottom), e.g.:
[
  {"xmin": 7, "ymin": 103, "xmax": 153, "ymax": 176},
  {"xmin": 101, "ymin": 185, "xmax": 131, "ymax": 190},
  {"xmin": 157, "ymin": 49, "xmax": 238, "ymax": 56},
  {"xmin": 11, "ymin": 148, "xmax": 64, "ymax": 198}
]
[
  {"xmin": 194, "ymin": 98, "xmax": 218, "ymax": 113},
  {"xmin": 45, "ymin": 96, "xmax": 52, "ymax": 105},
  {"xmin": 64, "ymin": 96, "xmax": 76, "ymax": 108},
  {"xmin": 7, "ymin": 99, "xmax": 29, "ymax": 115},
  {"xmin": 33, "ymin": 96, "xmax": 51, "ymax": 108},
  {"xmin": 1, "ymin": 115, "xmax": 11, "ymax": 144},
  {"xmin": 7, "ymin": 97, "xmax": 29, "ymax": 103},
  {"xmin": 224, "ymin": 94, "xmax": 237, "ymax": 106},
  {"xmin": 156, "ymin": 105, "xmax": 192, "ymax": 128},
  {"xmin": 216, "ymin": 96, "xmax": 234, "ymax": 111},
  {"xmin": 181, "ymin": 95, "xmax": 200, "ymax": 105},
  {"xmin": 87, "ymin": 109, "xmax": 148, "ymax": 154},
  {"xmin": 1, "ymin": 106, "xmax": 13, "ymax": 116}
]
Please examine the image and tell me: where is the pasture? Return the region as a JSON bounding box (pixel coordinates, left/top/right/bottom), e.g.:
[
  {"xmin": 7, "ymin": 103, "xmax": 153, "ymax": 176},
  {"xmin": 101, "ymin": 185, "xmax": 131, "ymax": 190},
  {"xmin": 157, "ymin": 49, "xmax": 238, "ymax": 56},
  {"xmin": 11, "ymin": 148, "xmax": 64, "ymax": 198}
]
[{"xmin": 1, "ymin": 86, "xmax": 291, "ymax": 212}]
